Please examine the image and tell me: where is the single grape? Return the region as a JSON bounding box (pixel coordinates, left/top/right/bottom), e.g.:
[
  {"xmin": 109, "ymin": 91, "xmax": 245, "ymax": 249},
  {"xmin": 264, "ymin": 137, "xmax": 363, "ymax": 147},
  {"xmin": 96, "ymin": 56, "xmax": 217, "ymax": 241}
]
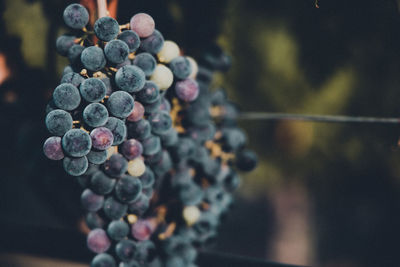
[
  {"xmin": 103, "ymin": 117, "xmax": 127, "ymax": 145},
  {"xmin": 177, "ymin": 180, "xmax": 204, "ymax": 206},
  {"xmin": 140, "ymin": 29, "xmax": 164, "ymax": 54},
  {"xmin": 94, "ymin": 16, "xmax": 119, "ymax": 42},
  {"xmin": 141, "ymin": 135, "xmax": 161, "ymax": 156},
  {"xmin": 83, "ymin": 103, "xmax": 109, "ymax": 128},
  {"xmin": 103, "ymin": 154, "xmax": 128, "ymax": 177},
  {"xmin": 115, "ymin": 175, "xmax": 142, "ymax": 203},
  {"xmin": 135, "ymin": 240, "xmax": 156, "ymax": 262},
  {"xmin": 104, "ymin": 39, "xmax": 129, "ymax": 64},
  {"xmin": 133, "ymin": 52, "xmax": 157, "ymax": 76},
  {"xmin": 139, "ymin": 167, "xmax": 155, "ymax": 188},
  {"xmin": 86, "ymin": 212, "xmax": 105, "ymax": 230},
  {"xmin": 144, "ymin": 148, "xmax": 163, "ymax": 166},
  {"xmin": 118, "ymin": 30, "xmax": 140, "ymax": 53},
  {"xmin": 121, "ymin": 139, "xmax": 143, "ymax": 160},
  {"xmin": 126, "ymin": 101, "xmax": 145, "ymax": 122},
  {"xmin": 148, "ymin": 111, "xmax": 172, "ymax": 135},
  {"xmin": 235, "ymin": 149, "xmax": 258, "ymax": 172},
  {"xmin": 56, "ymin": 35, "xmax": 76, "ymax": 56},
  {"xmin": 61, "ymin": 72, "xmax": 85, "ymax": 87},
  {"xmin": 175, "ymin": 78, "xmax": 199, "ymax": 102},
  {"xmin": 43, "ymin": 136, "xmax": 64, "ymax": 160},
  {"xmin": 91, "ymin": 253, "xmax": 116, "ymax": 267},
  {"xmin": 143, "ymin": 98, "xmax": 161, "ymax": 115},
  {"xmin": 87, "ymin": 149, "xmax": 108, "ymax": 165},
  {"xmin": 63, "ymin": 4, "xmax": 89, "ymax": 29},
  {"xmin": 150, "ymin": 150, "xmax": 172, "ymax": 177},
  {"xmin": 221, "ymin": 127, "xmax": 246, "ymax": 152},
  {"xmin": 107, "ymin": 91, "xmax": 135, "ymax": 118},
  {"xmin": 126, "ymin": 119, "xmax": 151, "ymax": 140},
  {"xmin": 115, "ymin": 239, "xmax": 137, "ymax": 262},
  {"xmin": 169, "ymin": 56, "xmax": 192, "ymax": 80},
  {"xmin": 90, "ymin": 127, "xmax": 114, "ymax": 150},
  {"xmin": 53, "ymin": 83, "xmax": 81, "ymax": 111},
  {"xmin": 80, "ymin": 78, "xmax": 107, "ymax": 103},
  {"xmin": 63, "ymin": 156, "xmax": 88, "ymax": 176},
  {"xmin": 127, "ymin": 157, "xmax": 146, "ymax": 177},
  {"xmin": 62, "ymin": 65, "xmax": 74, "ymax": 76},
  {"xmin": 62, "ymin": 129, "xmax": 92, "ymax": 157},
  {"xmin": 81, "ymin": 188, "xmax": 104, "ymax": 212},
  {"xmin": 130, "ymin": 13, "xmax": 155, "ymax": 38},
  {"xmin": 136, "ymin": 81, "xmax": 159, "ymax": 104},
  {"xmin": 223, "ymin": 170, "xmax": 241, "ymax": 192},
  {"xmin": 107, "ymin": 220, "xmax": 129, "ymax": 241},
  {"xmin": 128, "ymin": 193, "xmax": 149, "ymax": 215},
  {"xmin": 81, "ymin": 46, "xmax": 106, "ymax": 72},
  {"xmin": 150, "ymin": 64, "xmax": 173, "ymax": 90},
  {"xmin": 157, "ymin": 40, "xmax": 180, "ymax": 63},
  {"xmin": 159, "ymin": 127, "xmax": 178, "ymax": 147},
  {"xmin": 68, "ymin": 45, "xmax": 85, "ymax": 68},
  {"xmin": 115, "ymin": 65, "xmax": 145, "ymax": 93},
  {"xmin": 87, "ymin": 228, "xmax": 111, "ymax": 254},
  {"xmin": 45, "ymin": 109, "xmax": 73, "ymax": 136},
  {"xmin": 90, "ymin": 171, "xmax": 116, "ymax": 195},
  {"xmin": 131, "ymin": 219, "xmax": 154, "ymax": 241},
  {"xmin": 103, "ymin": 196, "xmax": 128, "ymax": 220}
]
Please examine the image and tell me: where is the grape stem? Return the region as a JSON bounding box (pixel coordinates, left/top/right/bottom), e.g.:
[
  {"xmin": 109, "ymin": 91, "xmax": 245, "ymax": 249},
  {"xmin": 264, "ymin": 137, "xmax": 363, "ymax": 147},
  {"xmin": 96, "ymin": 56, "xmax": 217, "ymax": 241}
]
[
  {"xmin": 239, "ymin": 112, "xmax": 400, "ymax": 124},
  {"xmin": 97, "ymin": 0, "xmax": 108, "ymax": 18}
]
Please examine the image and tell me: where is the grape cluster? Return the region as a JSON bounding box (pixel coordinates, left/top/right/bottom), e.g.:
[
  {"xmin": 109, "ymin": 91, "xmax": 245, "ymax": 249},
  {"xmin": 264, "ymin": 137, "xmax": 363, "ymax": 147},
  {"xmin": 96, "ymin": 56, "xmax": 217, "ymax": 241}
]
[{"xmin": 43, "ymin": 4, "xmax": 257, "ymax": 267}]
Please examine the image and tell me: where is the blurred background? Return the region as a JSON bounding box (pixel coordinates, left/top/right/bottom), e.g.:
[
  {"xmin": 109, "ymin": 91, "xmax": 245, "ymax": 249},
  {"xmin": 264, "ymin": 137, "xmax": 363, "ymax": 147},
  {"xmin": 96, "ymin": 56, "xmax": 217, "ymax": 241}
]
[{"xmin": 1, "ymin": 0, "xmax": 400, "ymax": 266}]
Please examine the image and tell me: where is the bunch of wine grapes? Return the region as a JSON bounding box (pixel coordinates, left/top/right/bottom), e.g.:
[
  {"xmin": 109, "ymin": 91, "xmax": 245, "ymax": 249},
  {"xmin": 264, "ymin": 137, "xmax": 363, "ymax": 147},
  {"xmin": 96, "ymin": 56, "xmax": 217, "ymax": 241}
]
[{"xmin": 43, "ymin": 3, "xmax": 257, "ymax": 267}]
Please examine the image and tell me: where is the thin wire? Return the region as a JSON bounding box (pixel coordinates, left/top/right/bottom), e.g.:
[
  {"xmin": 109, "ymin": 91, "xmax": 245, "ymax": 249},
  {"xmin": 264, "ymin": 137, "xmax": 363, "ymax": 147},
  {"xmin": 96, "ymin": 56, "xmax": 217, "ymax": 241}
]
[{"xmin": 239, "ymin": 112, "xmax": 400, "ymax": 124}]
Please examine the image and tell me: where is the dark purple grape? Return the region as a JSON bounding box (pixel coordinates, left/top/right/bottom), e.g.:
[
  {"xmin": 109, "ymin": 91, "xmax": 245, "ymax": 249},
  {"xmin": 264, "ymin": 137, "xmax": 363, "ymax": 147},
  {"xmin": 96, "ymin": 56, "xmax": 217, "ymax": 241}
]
[
  {"xmin": 133, "ymin": 52, "xmax": 156, "ymax": 76},
  {"xmin": 90, "ymin": 127, "xmax": 114, "ymax": 150},
  {"xmin": 175, "ymin": 78, "xmax": 199, "ymax": 102},
  {"xmin": 141, "ymin": 135, "xmax": 161, "ymax": 156},
  {"xmin": 91, "ymin": 253, "xmax": 116, "ymax": 267},
  {"xmin": 86, "ymin": 212, "xmax": 106, "ymax": 230},
  {"xmin": 94, "ymin": 17, "xmax": 119, "ymax": 42},
  {"xmin": 121, "ymin": 139, "xmax": 143, "ymax": 160},
  {"xmin": 136, "ymin": 81, "xmax": 159, "ymax": 104},
  {"xmin": 43, "ymin": 136, "xmax": 64, "ymax": 160},
  {"xmin": 139, "ymin": 167, "xmax": 154, "ymax": 188},
  {"xmin": 103, "ymin": 117, "xmax": 127, "ymax": 146},
  {"xmin": 107, "ymin": 91, "xmax": 135, "ymax": 118},
  {"xmin": 148, "ymin": 111, "xmax": 172, "ymax": 135},
  {"xmin": 56, "ymin": 35, "xmax": 76, "ymax": 56},
  {"xmin": 87, "ymin": 150, "xmax": 108, "ymax": 165},
  {"xmin": 103, "ymin": 154, "xmax": 128, "ymax": 177},
  {"xmin": 80, "ymin": 78, "xmax": 107, "ymax": 103},
  {"xmin": 81, "ymin": 188, "xmax": 104, "ymax": 211},
  {"xmin": 118, "ymin": 30, "xmax": 140, "ymax": 53},
  {"xmin": 235, "ymin": 149, "xmax": 258, "ymax": 172},
  {"xmin": 84, "ymin": 103, "xmax": 109, "ymax": 128},
  {"xmin": 169, "ymin": 56, "xmax": 191, "ymax": 79},
  {"xmin": 115, "ymin": 65, "xmax": 145, "ymax": 93},
  {"xmin": 90, "ymin": 171, "xmax": 116, "ymax": 195},
  {"xmin": 63, "ymin": 156, "xmax": 88, "ymax": 176},
  {"xmin": 87, "ymin": 228, "xmax": 111, "ymax": 254},
  {"xmin": 115, "ymin": 175, "xmax": 142, "ymax": 203},
  {"xmin": 62, "ymin": 129, "xmax": 92, "ymax": 157},
  {"xmin": 107, "ymin": 220, "xmax": 129, "ymax": 241},
  {"xmin": 63, "ymin": 4, "xmax": 89, "ymax": 29},
  {"xmin": 140, "ymin": 29, "xmax": 164, "ymax": 54},
  {"xmin": 81, "ymin": 46, "xmax": 106, "ymax": 71},
  {"xmin": 126, "ymin": 119, "xmax": 151, "ymax": 140},
  {"xmin": 104, "ymin": 39, "xmax": 129, "ymax": 64},
  {"xmin": 115, "ymin": 239, "xmax": 137, "ymax": 262},
  {"xmin": 53, "ymin": 83, "xmax": 81, "ymax": 111},
  {"xmin": 103, "ymin": 197, "xmax": 127, "ymax": 220},
  {"xmin": 61, "ymin": 72, "xmax": 84, "ymax": 87},
  {"xmin": 128, "ymin": 193, "xmax": 149, "ymax": 215}
]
